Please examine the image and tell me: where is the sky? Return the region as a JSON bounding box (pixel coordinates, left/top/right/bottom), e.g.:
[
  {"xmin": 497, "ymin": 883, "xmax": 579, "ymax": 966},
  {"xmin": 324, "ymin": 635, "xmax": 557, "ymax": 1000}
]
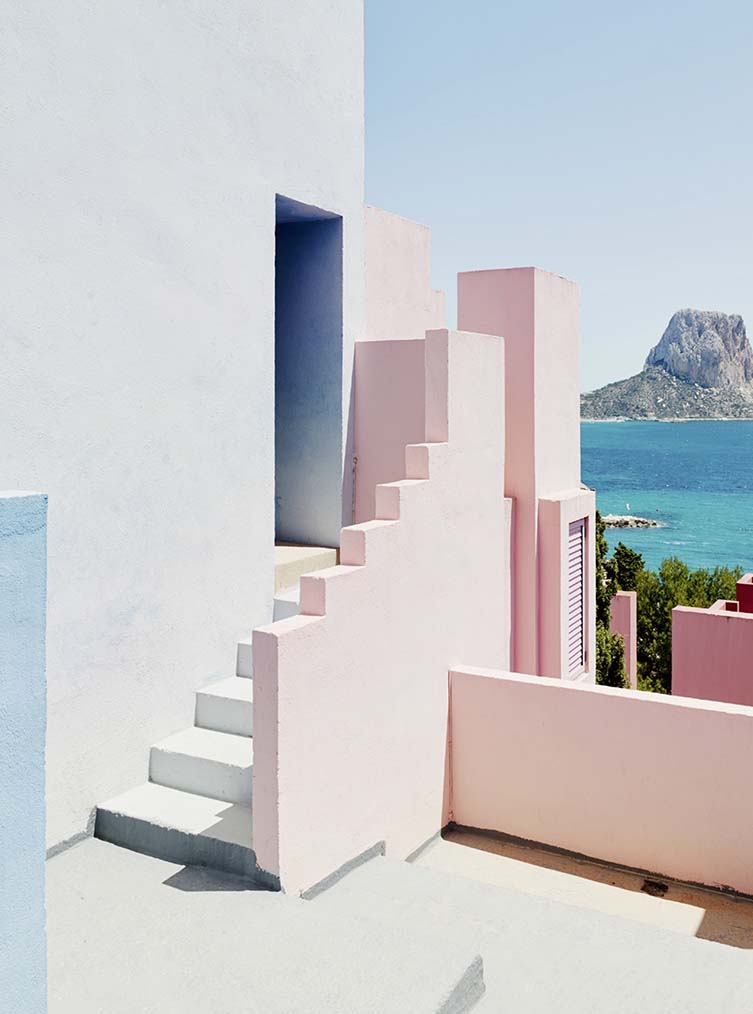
[{"xmin": 365, "ymin": 0, "xmax": 753, "ymax": 392}]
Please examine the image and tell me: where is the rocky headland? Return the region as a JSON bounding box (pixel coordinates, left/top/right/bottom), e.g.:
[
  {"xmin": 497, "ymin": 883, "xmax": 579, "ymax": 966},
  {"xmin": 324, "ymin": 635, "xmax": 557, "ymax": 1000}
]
[{"xmin": 582, "ymin": 309, "xmax": 753, "ymax": 420}]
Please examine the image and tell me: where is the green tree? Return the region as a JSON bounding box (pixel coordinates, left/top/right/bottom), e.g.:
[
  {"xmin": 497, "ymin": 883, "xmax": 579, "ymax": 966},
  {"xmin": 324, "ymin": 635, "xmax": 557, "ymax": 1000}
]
[
  {"xmin": 612, "ymin": 542, "xmax": 644, "ymax": 591},
  {"xmin": 594, "ymin": 511, "xmax": 617, "ymax": 626},
  {"xmin": 635, "ymin": 567, "xmax": 668, "ymax": 692},
  {"xmin": 594, "ymin": 511, "xmax": 628, "ymax": 688}
]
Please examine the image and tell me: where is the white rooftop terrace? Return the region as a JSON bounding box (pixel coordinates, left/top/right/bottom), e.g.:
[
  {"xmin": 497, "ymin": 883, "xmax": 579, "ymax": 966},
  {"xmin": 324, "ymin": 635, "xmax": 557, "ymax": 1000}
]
[{"xmin": 48, "ymin": 830, "xmax": 753, "ymax": 1013}]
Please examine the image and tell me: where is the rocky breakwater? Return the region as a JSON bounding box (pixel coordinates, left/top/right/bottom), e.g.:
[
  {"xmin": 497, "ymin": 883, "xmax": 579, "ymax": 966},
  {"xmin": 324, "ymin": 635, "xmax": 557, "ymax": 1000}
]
[{"xmin": 603, "ymin": 514, "xmax": 660, "ymax": 529}]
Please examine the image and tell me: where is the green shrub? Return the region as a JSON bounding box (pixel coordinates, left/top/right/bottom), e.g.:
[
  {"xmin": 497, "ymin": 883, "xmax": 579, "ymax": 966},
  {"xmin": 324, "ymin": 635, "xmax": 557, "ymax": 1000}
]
[{"xmin": 594, "ymin": 511, "xmax": 628, "ymax": 688}]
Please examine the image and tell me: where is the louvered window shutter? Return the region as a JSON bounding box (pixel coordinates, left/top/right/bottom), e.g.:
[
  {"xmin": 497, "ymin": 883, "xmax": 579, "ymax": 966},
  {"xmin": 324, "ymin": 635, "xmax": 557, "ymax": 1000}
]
[{"xmin": 567, "ymin": 519, "xmax": 586, "ymax": 674}]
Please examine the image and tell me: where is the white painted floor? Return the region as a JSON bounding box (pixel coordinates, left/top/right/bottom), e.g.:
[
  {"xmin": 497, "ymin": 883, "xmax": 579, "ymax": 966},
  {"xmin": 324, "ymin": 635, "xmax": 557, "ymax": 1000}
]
[
  {"xmin": 48, "ymin": 835, "xmax": 753, "ymax": 1013},
  {"xmin": 47, "ymin": 839, "xmax": 478, "ymax": 1014}
]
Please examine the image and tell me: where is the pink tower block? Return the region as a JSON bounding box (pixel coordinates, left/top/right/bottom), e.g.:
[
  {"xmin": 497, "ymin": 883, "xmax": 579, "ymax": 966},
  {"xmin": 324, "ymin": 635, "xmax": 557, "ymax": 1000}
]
[
  {"xmin": 736, "ymin": 574, "xmax": 753, "ymax": 614},
  {"xmin": 458, "ymin": 268, "xmax": 594, "ymax": 681},
  {"xmin": 611, "ymin": 591, "xmax": 637, "ymax": 689}
]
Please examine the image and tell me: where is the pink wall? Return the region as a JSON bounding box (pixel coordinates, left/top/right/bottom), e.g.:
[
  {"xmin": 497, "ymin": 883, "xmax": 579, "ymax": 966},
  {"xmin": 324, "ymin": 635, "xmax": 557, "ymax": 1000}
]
[
  {"xmin": 457, "ymin": 268, "xmax": 592, "ymax": 680},
  {"xmin": 352, "ymin": 208, "xmax": 445, "ymax": 524},
  {"xmin": 450, "ymin": 667, "xmax": 753, "ymax": 895},
  {"xmin": 364, "ymin": 205, "xmax": 445, "ymax": 341},
  {"xmin": 353, "ymin": 340, "xmax": 425, "ymax": 524},
  {"xmin": 253, "ymin": 330, "xmax": 509, "ymax": 894},
  {"xmin": 672, "ymin": 606, "xmax": 753, "ymax": 706},
  {"xmin": 611, "ymin": 590, "xmax": 637, "ymax": 689}
]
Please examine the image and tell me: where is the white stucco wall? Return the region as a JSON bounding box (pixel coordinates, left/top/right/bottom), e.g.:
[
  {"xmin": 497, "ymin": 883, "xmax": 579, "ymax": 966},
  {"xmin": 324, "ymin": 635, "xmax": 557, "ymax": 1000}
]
[
  {"xmin": 1, "ymin": 2, "xmax": 364, "ymax": 848},
  {"xmin": 0, "ymin": 493, "xmax": 47, "ymax": 1014}
]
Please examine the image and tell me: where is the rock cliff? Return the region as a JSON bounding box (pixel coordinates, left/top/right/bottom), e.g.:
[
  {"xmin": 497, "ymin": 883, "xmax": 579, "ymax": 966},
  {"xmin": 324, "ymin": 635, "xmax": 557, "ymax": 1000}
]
[
  {"xmin": 645, "ymin": 309, "xmax": 753, "ymax": 390},
  {"xmin": 582, "ymin": 310, "xmax": 753, "ymax": 419}
]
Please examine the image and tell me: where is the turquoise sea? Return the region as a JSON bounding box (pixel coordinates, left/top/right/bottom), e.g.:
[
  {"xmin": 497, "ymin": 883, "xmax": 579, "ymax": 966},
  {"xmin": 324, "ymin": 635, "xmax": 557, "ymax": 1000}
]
[{"xmin": 581, "ymin": 421, "xmax": 753, "ymax": 573}]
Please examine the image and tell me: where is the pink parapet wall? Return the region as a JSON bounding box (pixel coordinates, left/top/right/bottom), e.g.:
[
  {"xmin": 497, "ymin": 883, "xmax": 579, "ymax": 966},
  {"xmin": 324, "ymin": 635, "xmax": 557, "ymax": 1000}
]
[
  {"xmin": 253, "ymin": 330, "xmax": 509, "ymax": 895},
  {"xmin": 458, "ymin": 268, "xmax": 594, "ymax": 681},
  {"xmin": 364, "ymin": 205, "xmax": 445, "ymax": 340},
  {"xmin": 611, "ymin": 590, "xmax": 637, "ymax": 689},
  {"xmin": 450, "ymin": 667, "xmax": 753, "ymax": 895},
  {"xmin": 353, "ymin": 340, "xmax": 425, "ymax": 524},
  {"xmin": 672, "ymin": 602, "xmax": 753, "ymax": 706}
]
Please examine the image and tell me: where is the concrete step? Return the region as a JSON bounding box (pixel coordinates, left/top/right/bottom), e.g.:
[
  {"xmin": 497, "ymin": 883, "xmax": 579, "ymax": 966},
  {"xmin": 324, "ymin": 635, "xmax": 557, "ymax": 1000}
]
[
  {"xmin": 274, "ymin": 542, "xmax": 338, "ymax": 592},
  {"xmin": 195, "ymin": 677, "xmax": 253, "ymax": 737},
  {"xmin": 94, "ymin": 782, "xmax": 272, "ymax": 884},
  {"xmin": 273, "ymin": 582, "xmax": 300, "ymax": 621},
  {"xmin": 150, "ymin": 726, "xmax": 252, "ymax": 804},
  {"xmin": 314, "ymin": 855, "xmax": 753, "ymax": 1013}
]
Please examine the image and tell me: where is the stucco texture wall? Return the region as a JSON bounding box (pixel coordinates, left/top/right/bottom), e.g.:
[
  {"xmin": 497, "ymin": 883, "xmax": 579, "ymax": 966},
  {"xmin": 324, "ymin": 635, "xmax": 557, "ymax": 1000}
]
[
  {"xmin": 253, "ymin": 330, "xmax": 509, "ymax": 895},
  {"xmin": 0, "ymin": 493, "xmax": 47, "ymax": 1014},
  {"xmin": 1, "ymin": 2, "xmax": 364, "ymax": 848},
  {"xmin": 450, "ymin": 668, "xmax": 753, "ymax": 895}
]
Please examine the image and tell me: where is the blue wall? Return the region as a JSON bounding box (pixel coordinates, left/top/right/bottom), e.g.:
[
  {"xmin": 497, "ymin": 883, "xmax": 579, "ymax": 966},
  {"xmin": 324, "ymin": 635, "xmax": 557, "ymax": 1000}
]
[
  {"xmin": 275, "ymin": 211, "xmax": 344, "ymax": 548},
  {"xmin": 0, "ymin": 493, "xmax": 47, "ymax": 1014}
]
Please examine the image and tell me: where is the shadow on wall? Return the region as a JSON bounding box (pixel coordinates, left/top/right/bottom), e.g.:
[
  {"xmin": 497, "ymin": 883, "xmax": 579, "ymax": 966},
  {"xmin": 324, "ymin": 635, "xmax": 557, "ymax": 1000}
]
[{"xmin": 275, "ymin": 195, "xmax": 343, "ymax": 548}]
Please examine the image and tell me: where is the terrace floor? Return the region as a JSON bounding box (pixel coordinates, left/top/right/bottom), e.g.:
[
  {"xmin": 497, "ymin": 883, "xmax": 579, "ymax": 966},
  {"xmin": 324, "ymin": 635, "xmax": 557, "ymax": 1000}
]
[
  {"xmin": 48, "ymin": 832, "xmax": 753, "ymax": 1013},
  {"xmin": 418, "ymin": 828, "xmax": 753, "ymax": 949}
]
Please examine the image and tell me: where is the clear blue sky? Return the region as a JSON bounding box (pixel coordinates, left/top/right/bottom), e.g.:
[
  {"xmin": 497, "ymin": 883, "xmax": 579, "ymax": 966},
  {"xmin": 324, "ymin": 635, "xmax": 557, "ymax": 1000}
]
[{"xmin": 365, "ymin": 0, "xmax": 753, "ymax": 392}]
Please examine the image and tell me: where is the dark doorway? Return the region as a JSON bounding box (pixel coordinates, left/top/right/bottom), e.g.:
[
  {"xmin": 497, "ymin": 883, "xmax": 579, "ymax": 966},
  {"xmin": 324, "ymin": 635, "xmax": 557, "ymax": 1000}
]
[{"xmin": 274, "ymin": 195, "xmax": 343, "ymax": 547}]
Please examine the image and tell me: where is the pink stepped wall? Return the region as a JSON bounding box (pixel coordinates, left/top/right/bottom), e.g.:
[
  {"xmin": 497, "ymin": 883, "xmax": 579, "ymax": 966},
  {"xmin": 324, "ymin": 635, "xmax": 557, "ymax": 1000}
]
[
  {"xmin": 450, "ymin": 667, "xmax": 753, "ymax": 895},
  {"xmin": 353, "ymin": 340, "xmax": 425, "ymax": 524},
  {"xmin": 458, "ymin": 268, "xmax": 595, "ymax": 680},
  {"xmin": 672, "ymin": 604, "xmax": 753, "ymax": 706},
  {"xmin": 364, "ymin": 205, "xmax": 445, "ymax": 341},
  {"xmin": 253, "ymin": 330, "xmax": 509, "ymax": 894},
  {"xmin": 611, "ymin": 590, "xmax": 637, "ymax": 689}
]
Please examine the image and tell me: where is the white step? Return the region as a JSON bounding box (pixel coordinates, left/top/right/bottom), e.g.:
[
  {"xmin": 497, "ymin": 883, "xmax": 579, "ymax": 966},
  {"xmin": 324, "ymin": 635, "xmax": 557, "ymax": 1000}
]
[
  {"xmin": 94, "ymin": 782, "xmax": 271, "ymax": 884},
  {"xmin": 149, "ymin": 726, "xmax": 252, "ymax": 804},
  {"xmin": 273, "ymin": 583, "xmax": 300, "ymax": 621},
  {"xmin": 274, "ymin": 543, "xmax": 338, "ymax": 592},
  {"xmin": 195, "ymin": 677, "xmax": 253, "ymax": 737}
]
